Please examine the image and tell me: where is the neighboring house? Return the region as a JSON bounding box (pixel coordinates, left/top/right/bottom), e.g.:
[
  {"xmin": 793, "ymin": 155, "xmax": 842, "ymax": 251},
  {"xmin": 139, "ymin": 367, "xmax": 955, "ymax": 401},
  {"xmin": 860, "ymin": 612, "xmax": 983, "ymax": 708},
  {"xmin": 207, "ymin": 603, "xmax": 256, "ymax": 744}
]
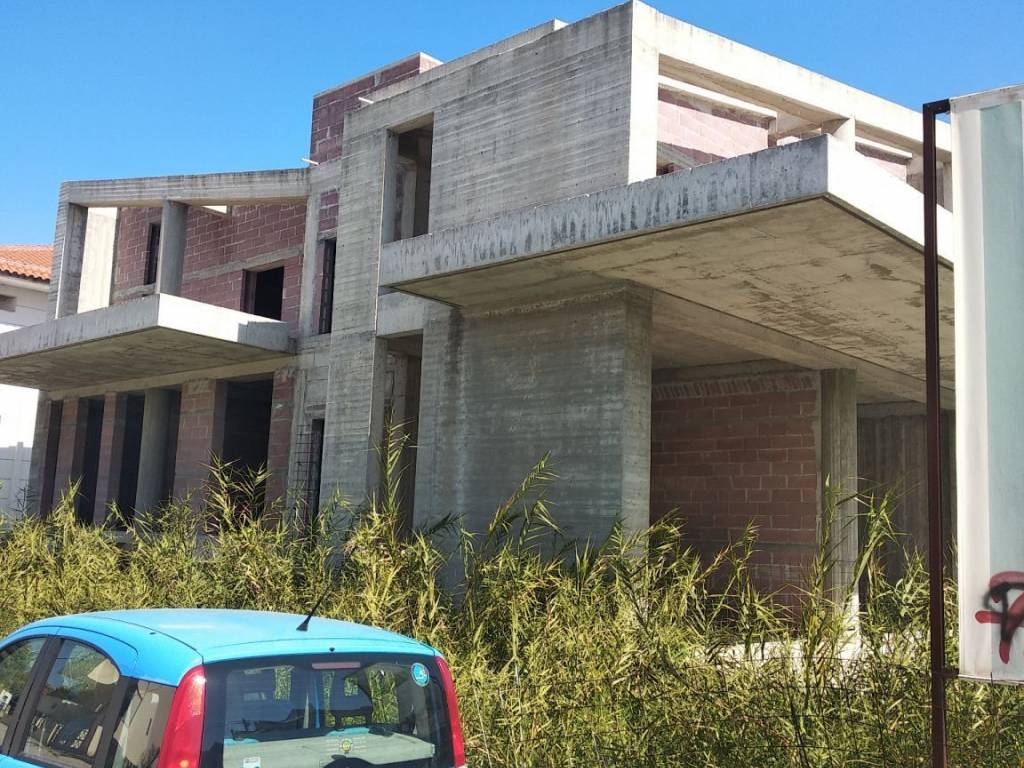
[
  {"xmin": 0, "ymin": 2, "xmax": 954, "ymax": 598},
  {"xmin": 0, "ymin": 246, "xmax": 51, "ymax": 515}
]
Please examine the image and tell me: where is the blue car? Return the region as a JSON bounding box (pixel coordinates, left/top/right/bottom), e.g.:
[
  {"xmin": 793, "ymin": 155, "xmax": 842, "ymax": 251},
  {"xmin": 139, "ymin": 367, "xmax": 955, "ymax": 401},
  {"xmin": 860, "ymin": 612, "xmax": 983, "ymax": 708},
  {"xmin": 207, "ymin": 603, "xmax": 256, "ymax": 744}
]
[{"xmin": 0, "ymin": 610, "xmax": 466, "ymax": 768}]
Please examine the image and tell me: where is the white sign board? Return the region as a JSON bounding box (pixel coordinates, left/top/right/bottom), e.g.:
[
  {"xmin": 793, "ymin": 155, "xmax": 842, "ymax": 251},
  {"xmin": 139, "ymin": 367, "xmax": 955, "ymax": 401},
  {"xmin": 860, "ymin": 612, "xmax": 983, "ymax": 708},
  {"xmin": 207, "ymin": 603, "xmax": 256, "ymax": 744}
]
[{"xmin": 952, "ymin": 85, "xmax": 1024, "ymax": 682}]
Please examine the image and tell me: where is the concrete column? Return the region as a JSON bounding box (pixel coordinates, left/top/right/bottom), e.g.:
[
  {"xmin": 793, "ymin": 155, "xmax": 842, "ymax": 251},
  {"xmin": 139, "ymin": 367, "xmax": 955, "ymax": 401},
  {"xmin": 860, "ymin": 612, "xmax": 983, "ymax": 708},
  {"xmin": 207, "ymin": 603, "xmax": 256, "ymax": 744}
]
[
  {"xmin": 266, "ymin": 368, "xmax": 296, "ymax": 503},
  {"xmin": 857, "ymin": 403, "xmax": 957, "ymax": 580},
  {"xmin": 412, "ymin": 306, "xmax": 463, "ymax": 529},
  {"xmin": 156, "ymin": 201, "xmax": 188, "ymax": 295},
  {"xmin": 93, "ymin": 393, "xmax": 128, "ymax": 522},
  {"xmin": 173, "ymin": 379, "xmax": 226, "ymax": 506},
  {"xmin": 55, "ymin": 203, "xmax": 89, "ymax": 318},
  {"xmin": 414, "ymin": 287, "xmax": 653, "ymax": 545},
  {"xmin": 52, "ymin": 398, "xmax": 88, "ymax": 508},
  {"xmin": 819, "ymin": 369, "xmax": 859, "ymax": 600},
  {"xmin": 135, "ymin": 389, "xmax": 172, "ymax": 512},
  {"xmin": 28, "ymin": 395, "xmax": 59, "ymax": 515}
]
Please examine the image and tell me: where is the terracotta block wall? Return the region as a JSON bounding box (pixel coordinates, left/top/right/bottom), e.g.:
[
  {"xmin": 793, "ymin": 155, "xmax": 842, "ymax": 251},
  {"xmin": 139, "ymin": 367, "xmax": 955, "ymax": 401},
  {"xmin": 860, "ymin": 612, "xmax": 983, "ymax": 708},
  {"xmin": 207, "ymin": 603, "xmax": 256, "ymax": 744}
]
[
  {"xmin": 113, "ymin": 203, "xmax": 307, "ymax": 333},
  {"xmin": 657, "ymin": 88, "xmax": 771, "ymax": 168},
  {"xmin": 651, "ymin": 369, "xmax": 821, "ymax": 601},
  {"xmin": 113, "ymin": 207, "xmax": 162, "ymax": 291},
  {"xmin": 310, "ymin": 54, "xmax": 440, "ymax": 164}
]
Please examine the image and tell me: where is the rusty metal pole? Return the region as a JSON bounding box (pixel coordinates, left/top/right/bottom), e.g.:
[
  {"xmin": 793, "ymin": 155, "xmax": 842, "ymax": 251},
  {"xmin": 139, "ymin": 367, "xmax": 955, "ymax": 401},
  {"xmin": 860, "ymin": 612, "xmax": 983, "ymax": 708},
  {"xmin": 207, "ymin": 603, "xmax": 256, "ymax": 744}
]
[{"xmin": 922, "ymin": 97, "xmax": 951, "ymax": 768}]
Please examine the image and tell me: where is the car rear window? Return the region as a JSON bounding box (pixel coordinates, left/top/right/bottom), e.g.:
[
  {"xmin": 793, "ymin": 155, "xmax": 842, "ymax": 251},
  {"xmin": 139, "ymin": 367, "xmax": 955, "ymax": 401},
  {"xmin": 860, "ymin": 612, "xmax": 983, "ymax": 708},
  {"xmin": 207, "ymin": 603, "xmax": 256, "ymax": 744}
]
[{"xmin": 201, "ymin": 653, "xmax": 454, "ymax": 768}]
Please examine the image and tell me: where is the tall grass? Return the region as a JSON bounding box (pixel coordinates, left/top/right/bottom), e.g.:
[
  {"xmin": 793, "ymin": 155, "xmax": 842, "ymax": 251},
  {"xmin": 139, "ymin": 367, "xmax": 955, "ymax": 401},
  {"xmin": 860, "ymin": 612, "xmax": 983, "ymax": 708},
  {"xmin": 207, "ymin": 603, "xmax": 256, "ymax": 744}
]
[{"xmin": 1, "ymin": 431, "xmax": 1022, "ymax": 767}]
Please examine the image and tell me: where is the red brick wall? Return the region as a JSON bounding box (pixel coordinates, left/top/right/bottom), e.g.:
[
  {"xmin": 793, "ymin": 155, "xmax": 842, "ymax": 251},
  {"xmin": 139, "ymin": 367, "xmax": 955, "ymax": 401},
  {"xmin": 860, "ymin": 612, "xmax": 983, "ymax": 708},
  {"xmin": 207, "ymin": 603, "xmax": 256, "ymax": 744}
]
[
  {"xmin": 310, "ymin": 54, "xmax": 440, "ymax": 164},
  {"xmin": 651, "ymin": 369, "xmax": 821, "ymax": 600},
  {"xmin": 657, "ymin": 89, "xmax": 771, "ymax": 168},
  {"xmin": 114, "ymin": 203, "xmax": 307, "ymax": 333},
  {"xmin": 114, "ymin": 207, "xmax": 162, "ymax": 291}
]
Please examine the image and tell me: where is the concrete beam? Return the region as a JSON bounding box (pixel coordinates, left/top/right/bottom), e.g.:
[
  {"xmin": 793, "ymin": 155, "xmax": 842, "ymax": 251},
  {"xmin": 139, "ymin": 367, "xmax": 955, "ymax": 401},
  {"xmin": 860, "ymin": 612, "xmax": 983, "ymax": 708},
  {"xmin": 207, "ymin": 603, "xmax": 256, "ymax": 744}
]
[
  {"xmin": 63, "ymin": 168, "xmax": 310, "ymax": 208},
  {"xmin": 135, "ymin": 389, "xmax": 172, "ymax": 512}
]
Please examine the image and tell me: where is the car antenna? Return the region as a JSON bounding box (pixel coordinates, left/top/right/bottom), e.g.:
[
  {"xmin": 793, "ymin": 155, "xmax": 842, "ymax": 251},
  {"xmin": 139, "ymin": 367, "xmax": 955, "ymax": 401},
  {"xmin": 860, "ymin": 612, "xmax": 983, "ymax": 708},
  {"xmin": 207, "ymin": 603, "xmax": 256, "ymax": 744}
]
[{"xmin": 296, "ymin": 586, "xmax": 332, "ymax": 632}]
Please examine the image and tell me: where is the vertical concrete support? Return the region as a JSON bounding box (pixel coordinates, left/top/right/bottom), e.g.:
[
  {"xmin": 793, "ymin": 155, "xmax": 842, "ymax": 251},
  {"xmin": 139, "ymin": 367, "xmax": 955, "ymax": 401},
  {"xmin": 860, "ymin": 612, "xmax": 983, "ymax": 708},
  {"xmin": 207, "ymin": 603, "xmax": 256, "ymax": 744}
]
[
  {"xmin": 819, "ymin": 369, "xmax": 859, "ymax": 600},
  {"xmin": 136, "ymin": 389, "xmax": 172, "ymax": 512},
  {"xmin": 628, "ymin": 2, "xmax": 661, "ymax": 183},
  {"xmin": 156, "ymin": 200, "xmax": 188, "ymax": 296},
  {"xmin": 93, "ymin": 393, "xmax": 128, "ymax": 521},
  {"xmin": 857, "ymin": 403, "xmax": 957, "ymax": 579},
  {"xmin": 52, "ymin": 398, "xmax": 87, "ymax": 507},
  {"xmin": 28, "ymin": 395, "xmax": 61, "ymax": 515},
  {"xmin": 415, "ymin": 287, "xmax": 653, "ymax": 544},
  {"xmin": 320, "ymin": 129, "xmax": 389, "ymax": 506},
  {"xmin": 173, "ymin": 379, "xmax": 226, "ymax": 505},
  {"xmin": 413, "ymin": 306, "xmax": 463, "ymax": 527},
  {"xmin": 266, "ymin": 368, "xmax": 296, "ymax": 503},
  {"xmin": 55, "ymin": 203, "xmax": 89, "ymax": 318}
]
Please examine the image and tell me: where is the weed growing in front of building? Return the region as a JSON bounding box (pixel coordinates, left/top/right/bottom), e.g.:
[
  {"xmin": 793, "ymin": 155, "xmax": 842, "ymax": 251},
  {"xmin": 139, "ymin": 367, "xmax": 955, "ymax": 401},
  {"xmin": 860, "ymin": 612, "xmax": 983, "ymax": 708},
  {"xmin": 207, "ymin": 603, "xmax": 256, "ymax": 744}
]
[{"xmin": 0, "ymin": 431, "xmax": 1021, "ymax": 766}]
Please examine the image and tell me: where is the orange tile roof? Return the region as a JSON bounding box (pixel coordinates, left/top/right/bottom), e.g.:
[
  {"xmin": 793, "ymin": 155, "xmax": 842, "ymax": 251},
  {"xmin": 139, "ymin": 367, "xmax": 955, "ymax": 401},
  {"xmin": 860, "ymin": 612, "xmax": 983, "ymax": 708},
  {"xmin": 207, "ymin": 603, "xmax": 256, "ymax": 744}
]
[{"xmin": 0, "ymin": 245, "xmax": 52, "ymax": 282}]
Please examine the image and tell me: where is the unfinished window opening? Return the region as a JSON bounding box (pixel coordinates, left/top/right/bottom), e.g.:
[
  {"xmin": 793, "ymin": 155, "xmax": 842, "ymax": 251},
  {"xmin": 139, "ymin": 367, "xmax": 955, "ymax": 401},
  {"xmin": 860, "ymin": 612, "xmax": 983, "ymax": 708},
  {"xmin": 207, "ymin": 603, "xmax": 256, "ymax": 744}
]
[
  {"xmin": 144, "ymin": 223, "xmax": 161, "ymax": 286},
  {"xmin": 383, "ymin": 118, "xmax": 434, "ymax": 244},
  {"xmin": 318, "ymin": 238, "xmax": 337, "ymax": 334},
  {"xmin": 243, "ymin": 266, "xmax": 285, "ymax": 320},
  {"xmin": 221, "ymin": 379, "xmax": 273, "ymax": 514},
  {"xmin": 76, "ymin": 398, "xmax": 105, "ymax": 524}
]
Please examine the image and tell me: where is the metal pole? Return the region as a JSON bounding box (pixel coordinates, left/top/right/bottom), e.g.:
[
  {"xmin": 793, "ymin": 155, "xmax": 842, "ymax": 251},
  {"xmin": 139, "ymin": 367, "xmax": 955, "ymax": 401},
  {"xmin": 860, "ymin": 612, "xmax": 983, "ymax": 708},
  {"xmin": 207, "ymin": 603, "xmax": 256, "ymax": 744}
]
[{"xmin": 922, "ymin": 97, "xmax": 950, "ymax": 768}]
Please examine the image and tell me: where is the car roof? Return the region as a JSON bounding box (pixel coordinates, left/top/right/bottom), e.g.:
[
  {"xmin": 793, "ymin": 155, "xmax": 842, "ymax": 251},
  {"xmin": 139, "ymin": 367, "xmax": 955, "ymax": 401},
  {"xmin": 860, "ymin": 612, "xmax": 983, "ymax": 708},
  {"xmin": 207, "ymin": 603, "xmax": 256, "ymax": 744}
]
[{"xmin": 7, "ymin": 609, "xmax": 436, "ymax": 686}]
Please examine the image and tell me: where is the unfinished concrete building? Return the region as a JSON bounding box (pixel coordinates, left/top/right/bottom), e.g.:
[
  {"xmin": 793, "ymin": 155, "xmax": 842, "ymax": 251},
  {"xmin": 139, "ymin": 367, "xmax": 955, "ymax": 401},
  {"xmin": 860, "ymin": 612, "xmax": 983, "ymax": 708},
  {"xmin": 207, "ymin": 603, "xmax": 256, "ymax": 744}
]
[{"xmin": 0, "ymin": 2, "xmax": 954, "ymax": 595}]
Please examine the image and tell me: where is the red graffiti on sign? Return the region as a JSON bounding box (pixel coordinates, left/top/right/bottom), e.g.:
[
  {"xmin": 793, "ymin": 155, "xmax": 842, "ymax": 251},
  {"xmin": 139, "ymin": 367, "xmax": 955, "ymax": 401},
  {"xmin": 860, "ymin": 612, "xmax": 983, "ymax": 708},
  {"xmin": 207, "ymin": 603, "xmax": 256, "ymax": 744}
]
[{"xmin": 976, "ymin": 571, "xmax": 1024, "ymax": 664}]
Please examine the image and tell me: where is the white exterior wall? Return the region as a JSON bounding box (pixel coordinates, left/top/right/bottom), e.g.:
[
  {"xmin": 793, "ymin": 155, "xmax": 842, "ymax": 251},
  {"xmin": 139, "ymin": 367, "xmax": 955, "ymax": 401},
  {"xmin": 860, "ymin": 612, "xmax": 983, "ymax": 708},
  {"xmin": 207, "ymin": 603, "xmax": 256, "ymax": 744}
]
[{"xmin": 0, "ymin": 278, "xmax": 49, "ymax": 515}]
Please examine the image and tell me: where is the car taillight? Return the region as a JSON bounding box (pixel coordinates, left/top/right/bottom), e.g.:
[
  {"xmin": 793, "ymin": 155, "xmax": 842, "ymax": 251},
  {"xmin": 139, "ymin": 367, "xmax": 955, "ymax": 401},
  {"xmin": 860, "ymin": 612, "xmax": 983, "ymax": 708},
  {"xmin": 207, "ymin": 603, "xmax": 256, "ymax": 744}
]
[
  {"xmin": 435, "ymin": 656, "xmax": 466, "ymax": 768},
  {"xmin": 158, "ymin": 665, "xmax": 206, "ymax": 768}
]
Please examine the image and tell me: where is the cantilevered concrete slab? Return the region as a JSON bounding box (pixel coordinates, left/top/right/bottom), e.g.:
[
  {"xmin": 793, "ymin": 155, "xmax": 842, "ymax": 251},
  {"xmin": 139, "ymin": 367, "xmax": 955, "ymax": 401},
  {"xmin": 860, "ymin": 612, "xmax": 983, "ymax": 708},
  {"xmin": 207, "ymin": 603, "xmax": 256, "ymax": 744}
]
[
  {"xmin": 0, "ymin": 294, "xmax": 293, "ymax": 390},
  {"xmin": 381, "ymin": 136, "xmax": 954, "ymax": 402}
]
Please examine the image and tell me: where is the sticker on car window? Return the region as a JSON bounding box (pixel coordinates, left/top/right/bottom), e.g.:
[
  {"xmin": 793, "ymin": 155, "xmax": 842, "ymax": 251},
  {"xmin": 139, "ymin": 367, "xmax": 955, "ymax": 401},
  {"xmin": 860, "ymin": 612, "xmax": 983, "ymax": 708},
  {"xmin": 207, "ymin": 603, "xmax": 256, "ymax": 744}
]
[
  {"xmin": 411, "ymin": 662, "xmax": 429, "ymax": 687},
  {"xmin": 0, "ymin": 690, "xmax": 12, "ymax": 712},
  {"xmin": 242, "ymin": 756, "xmax": 260, "ymax": 768}
]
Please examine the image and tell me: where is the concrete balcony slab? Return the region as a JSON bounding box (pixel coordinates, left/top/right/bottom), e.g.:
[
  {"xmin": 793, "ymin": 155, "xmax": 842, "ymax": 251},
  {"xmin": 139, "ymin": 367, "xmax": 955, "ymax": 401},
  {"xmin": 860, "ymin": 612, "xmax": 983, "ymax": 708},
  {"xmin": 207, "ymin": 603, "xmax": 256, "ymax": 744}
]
[
  {"xmin": 381, "ymin": 135, "xmax": 954, "ymax": 403},
  {"xmin": 0, "ymin": 294, "xmax": 293, "ymax": 391}
]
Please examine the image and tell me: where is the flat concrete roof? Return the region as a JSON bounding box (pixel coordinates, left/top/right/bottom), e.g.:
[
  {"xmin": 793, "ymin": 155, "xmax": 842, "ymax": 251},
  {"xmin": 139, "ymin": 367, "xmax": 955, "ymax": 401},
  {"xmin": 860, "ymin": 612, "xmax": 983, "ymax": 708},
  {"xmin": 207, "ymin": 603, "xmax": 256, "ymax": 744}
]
[
  {"xmin": 0, "ymin": 294, "xmax": 293, "ymax": 391},
  {"xmin": 381, "ymin": 136, "xmax": 954, "ymax": 403}
]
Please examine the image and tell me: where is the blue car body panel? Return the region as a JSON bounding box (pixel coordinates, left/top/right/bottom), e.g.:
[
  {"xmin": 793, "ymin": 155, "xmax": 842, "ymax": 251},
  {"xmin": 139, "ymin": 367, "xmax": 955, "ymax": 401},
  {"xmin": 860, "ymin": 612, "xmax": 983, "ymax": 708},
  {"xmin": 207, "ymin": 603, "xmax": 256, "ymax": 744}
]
[{"xmin": 0, "ymin": 609, "xmax": 437, "ymax": 686}]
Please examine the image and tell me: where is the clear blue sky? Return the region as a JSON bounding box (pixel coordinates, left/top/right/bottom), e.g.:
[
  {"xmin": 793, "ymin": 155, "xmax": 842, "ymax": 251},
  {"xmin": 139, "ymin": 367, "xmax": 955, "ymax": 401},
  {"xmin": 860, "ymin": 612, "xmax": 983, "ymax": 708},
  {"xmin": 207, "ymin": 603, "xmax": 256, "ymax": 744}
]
[{"xmin": 2, "ymin": 0, "xmax": 1021, "ymax": 244}]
